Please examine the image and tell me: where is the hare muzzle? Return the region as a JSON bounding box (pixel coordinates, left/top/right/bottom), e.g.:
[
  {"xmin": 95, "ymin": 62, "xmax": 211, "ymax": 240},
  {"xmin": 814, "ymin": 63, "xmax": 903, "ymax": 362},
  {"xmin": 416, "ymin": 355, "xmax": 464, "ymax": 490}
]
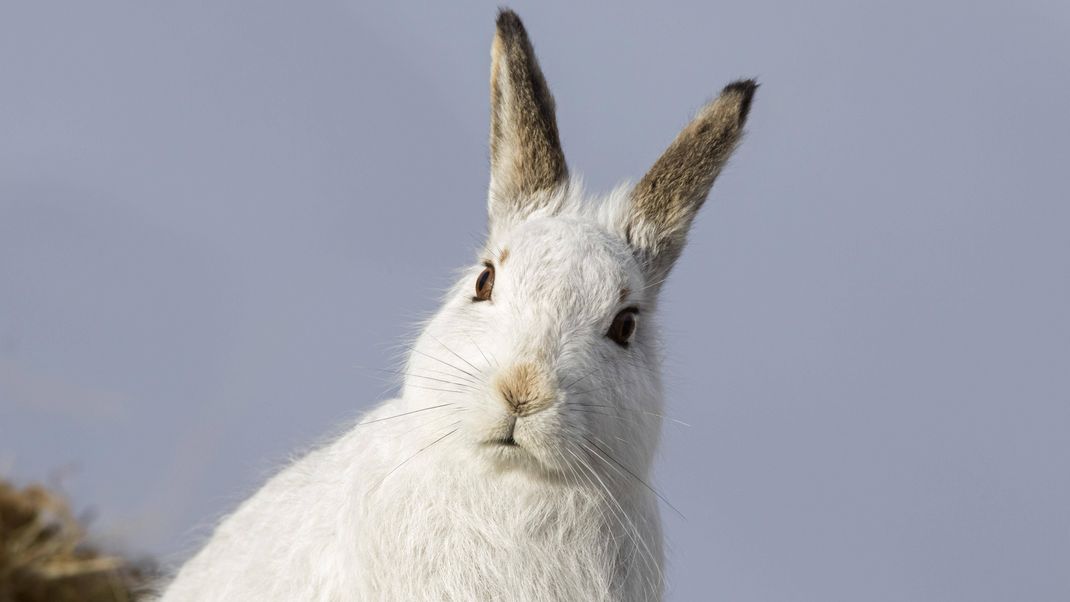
[{"xmin": 495, "ymin": 361, "xmax": 556, "ymax": 418}]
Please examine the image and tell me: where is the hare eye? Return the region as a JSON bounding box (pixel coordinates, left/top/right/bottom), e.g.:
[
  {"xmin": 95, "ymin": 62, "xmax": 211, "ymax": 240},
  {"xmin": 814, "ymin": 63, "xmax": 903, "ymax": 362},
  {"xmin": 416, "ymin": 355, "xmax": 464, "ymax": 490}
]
[
  {"xmin": 474, "ymin": 264, "xmax": 495, "ymax": 301},
  {"xmin": 607, "ymin": 308, "xmax": 638, "ymax": 347}
]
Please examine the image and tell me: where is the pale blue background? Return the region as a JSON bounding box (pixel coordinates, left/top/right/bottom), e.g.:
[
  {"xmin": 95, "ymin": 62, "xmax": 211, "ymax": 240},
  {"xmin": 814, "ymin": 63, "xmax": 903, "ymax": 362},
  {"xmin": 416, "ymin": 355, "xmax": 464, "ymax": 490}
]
[{"xmin": 2, "ymin": 1, "xmax": 1068, "ymax": 600}]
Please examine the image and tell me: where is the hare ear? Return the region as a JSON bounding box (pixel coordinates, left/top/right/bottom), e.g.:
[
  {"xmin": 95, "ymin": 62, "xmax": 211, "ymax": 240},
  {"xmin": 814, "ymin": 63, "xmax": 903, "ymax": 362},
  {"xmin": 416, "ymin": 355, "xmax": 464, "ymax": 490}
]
[
  {"xmin": 625, "ymin": 80, "xmax": 757, "ymax": 287},
  {"xmin": 487, "ymin": 10, "xmax": 568, "ymax": 230}
]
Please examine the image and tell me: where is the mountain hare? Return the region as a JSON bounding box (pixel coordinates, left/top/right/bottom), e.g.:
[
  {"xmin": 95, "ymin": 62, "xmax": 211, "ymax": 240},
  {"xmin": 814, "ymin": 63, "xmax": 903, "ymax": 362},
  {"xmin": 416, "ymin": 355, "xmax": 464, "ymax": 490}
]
[{"xmin": 160, "ymin": 9, "xmax": 755, "ymax": 602}]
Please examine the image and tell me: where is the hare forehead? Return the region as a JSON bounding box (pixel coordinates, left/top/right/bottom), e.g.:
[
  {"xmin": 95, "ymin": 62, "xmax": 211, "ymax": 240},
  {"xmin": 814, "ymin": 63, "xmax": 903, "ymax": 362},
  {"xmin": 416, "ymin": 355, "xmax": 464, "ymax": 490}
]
[{"xmin": 499, "ymin": 217, "xmax": 638, "ymax": 303}]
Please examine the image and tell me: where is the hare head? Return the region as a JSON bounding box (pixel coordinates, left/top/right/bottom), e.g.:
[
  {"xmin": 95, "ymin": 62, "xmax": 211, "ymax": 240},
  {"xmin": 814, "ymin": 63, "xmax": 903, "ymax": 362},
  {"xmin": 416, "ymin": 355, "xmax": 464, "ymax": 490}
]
[{"xmin": 404, "ymin": 10, "xmax": 755, "ymax": 481}]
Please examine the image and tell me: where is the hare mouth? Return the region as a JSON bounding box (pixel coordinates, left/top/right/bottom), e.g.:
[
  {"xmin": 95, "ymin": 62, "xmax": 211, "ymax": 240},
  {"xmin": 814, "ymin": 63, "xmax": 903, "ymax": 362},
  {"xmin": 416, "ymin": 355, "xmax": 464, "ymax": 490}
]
[
  {"xmin": 484, "ymin": 416, "xmax": 520, "ymax": 448},
  {"xmin": 481, "ymin": 435, "xmax": 539, "ymax": 471}
]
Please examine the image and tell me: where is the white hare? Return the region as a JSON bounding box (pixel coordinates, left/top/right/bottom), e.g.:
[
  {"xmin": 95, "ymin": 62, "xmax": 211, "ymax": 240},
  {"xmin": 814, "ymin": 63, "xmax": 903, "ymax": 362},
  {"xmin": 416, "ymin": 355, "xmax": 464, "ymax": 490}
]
[{"xmin": 160, "ymin": 9, "xmax": 755, "ymax": 602}]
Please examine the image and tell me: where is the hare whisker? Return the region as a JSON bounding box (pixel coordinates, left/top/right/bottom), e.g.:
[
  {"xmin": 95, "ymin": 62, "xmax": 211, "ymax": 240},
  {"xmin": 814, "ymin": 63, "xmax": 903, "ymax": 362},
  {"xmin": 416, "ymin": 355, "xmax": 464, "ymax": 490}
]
[
  {"xmin": 567, "ymin": 402, "xmax": 691, "ymax": 427},
  {"xmin": 551, "ymin": 446, "xmax": 620, "ymax": 551},
  {"xmin": 463, "ymin": 331, "xmax": 498, "ymax": 371},
  {"xmin": 376, "ymin": 365, "xmax": 481, "ymax": 385},
  {"xmin": 429, "ymin": 334, "xmax": 487, "ymax": 378},
  {"xmin": 356, "ymin": 403, "xmax": 454, "ymax": 427},
  {"xmin": 374, "ymin": 425, "xmax": 460, "ymax": 492},
  {"xmin": 562, "ymin": 367, "xmax": 599, "ymax": 391},
  {"xmin": 372, "ymin": 369, "xmax": 479, "ymax": 393},
  {"xmin": 395, "ymin": 372, "xmax": 481, "ymax": 391},
  {"xmin": 402, "ymin": 384, "xmax": 472, "ymax": 396},
  {"xmin": 568, "ymin": 447, "xmax": 661, "ymax": 599},
  {"xmin": 566, "ymin": 386, "xmax": 615, "ymax": 397},
  {"xmin": 584, "ymin": 434, "xmax": 684, "ymax": 520},
  {"xmin": 564, "ymin": 406, "xmax": 641, "ymax": 426},
  {"xmin": 406, "ymin": 346, "xmax": 484, "ymax": 384}
]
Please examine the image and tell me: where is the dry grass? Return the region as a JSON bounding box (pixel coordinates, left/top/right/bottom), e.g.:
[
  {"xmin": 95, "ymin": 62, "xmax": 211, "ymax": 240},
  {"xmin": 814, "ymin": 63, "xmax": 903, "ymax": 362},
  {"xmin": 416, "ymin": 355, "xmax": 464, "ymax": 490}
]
[{"xmin": 0, "ymin": 479, "xmax": 154, "ymax": 602}]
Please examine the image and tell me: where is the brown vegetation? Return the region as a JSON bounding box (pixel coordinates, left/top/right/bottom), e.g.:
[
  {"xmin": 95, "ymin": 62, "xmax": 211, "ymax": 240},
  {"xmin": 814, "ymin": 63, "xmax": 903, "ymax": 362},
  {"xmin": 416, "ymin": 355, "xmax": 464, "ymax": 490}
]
[{"xmin": 0, "ymin": 480, "xmax": 154, "ymax": 602}]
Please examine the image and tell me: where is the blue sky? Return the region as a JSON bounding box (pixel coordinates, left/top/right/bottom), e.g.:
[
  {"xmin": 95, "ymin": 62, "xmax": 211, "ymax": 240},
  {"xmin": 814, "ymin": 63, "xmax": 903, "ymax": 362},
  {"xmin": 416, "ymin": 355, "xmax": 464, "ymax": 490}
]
[{"xmin": 2, "ymin": 1, "xmax": 1068, "ymax": 600}]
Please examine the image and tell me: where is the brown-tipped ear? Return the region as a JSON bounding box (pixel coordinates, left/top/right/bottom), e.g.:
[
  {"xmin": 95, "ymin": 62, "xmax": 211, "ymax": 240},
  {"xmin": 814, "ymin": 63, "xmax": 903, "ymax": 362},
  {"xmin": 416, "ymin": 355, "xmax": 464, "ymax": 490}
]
[
  {"xmin": 627, "ymin": 79, "xmax": 757, "ymax": 285},
  {"xmin": 488, "ymin": 9, "xmax": 568, "ymax": 227}
]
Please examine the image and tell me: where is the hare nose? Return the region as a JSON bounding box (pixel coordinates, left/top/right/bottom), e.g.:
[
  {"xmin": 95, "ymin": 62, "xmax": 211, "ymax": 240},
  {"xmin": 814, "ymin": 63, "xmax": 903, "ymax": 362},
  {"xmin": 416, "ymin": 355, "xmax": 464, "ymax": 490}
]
[{"xmin": 495, "ymin": 362, "xmax": 554, "ymax": 417}]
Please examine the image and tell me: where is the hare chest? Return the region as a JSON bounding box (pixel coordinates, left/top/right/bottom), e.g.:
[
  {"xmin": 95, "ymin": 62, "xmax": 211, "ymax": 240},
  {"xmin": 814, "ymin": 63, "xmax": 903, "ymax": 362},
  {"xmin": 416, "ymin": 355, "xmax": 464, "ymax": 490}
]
[
  {"xmin": 162, "ymin": 408, "xmax": 664, "ymax": 602},
  {"xmin": 351, "ymin": 467, "xmax": 661, "ymax": 601}
]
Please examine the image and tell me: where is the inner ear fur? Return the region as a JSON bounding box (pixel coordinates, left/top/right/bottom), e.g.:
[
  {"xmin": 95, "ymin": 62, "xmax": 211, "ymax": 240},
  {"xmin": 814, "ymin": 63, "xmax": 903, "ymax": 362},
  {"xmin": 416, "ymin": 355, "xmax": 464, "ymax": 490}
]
[
  {"xmin": 627, "ymin": 80, "xmax": 757, "ymax": 285},
  {"xmin": 488, "ymin": 10, "xmax": 568, "ymax": 228}
]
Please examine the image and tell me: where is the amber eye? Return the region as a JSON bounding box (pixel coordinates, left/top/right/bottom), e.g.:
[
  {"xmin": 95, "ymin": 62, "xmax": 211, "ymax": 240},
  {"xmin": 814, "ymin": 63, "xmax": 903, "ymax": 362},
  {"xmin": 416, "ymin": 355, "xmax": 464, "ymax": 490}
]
[
  {"xmin": 607, "ymin": 308, "xmax": 638, "ymax": 346},
  {"xmin": 474, "ymin": 264, "xmax": 495, "ymax": 301}
]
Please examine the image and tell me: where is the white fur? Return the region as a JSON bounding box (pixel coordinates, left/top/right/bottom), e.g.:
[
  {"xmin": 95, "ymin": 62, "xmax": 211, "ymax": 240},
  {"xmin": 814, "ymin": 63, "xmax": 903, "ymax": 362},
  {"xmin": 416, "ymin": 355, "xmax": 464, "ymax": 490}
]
[{"xmin": 157, "ymin": 183, "xmax": 671, "ymax": 601}]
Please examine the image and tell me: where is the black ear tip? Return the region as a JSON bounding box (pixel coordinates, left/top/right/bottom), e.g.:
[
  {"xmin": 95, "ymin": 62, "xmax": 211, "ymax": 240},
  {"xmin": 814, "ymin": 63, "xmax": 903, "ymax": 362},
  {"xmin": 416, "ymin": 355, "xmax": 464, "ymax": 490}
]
[
  {"xmin": 496, "ymin": 8, "xmax": 525, "ymax": 37},
  {"xmin": 722, "ymin": 78, "xmax": 758, "ymax": 124}
]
